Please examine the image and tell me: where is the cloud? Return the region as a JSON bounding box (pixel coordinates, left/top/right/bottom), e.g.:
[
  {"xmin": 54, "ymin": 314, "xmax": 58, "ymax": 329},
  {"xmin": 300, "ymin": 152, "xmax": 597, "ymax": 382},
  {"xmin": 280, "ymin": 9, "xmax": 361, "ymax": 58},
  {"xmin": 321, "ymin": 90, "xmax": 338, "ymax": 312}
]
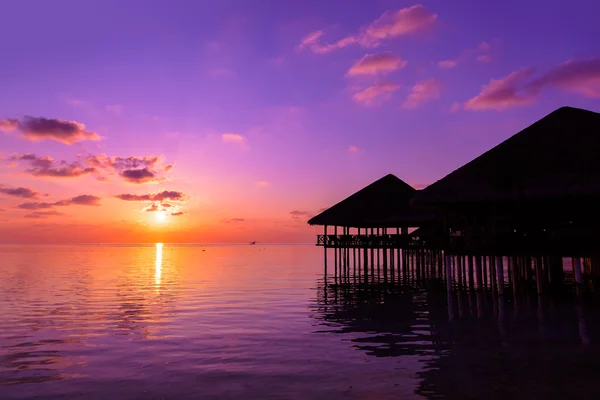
[
  {"xmin": 0, "ymin": 116, "xmax": 100, "ymax": 144},
  {"xmin": 297, "ymin": 30, "xmax": 324, "ymax": 51},
  {"xmin": 85, "ymin": 154, "xmax": 171, "ymax": 184},
  {"xmin": 171, "ymin": 212, "xmax": 185, "ymax": 216},
  {"xmin": 222, "ymin": 133, "xmax": 246, "ymax": 143},
  {"xmin": 105, "ymin": 104, "xmax": 124, "ymax": 115},
  {"xmin": 0, "ymin": 185, "xmax": 40, "ymax": 198},
  {"xmin": 402, "ymin": 78, "xmax": 442, "ymax": 108},
  {"xmin": 10, "ymin": 153, "xmax": 97, "ymax": 178},
  {"xmin": 117, "ymin": 190, "xmax": 187, "ymax": 215},
  {"xmin": 222, "ymin": 217, "xmax": 245, "ymax": 223},
  {"xmin": 18, "ymin": 202, "xmax": 54, "ymax": 210},
  {"xmin": 347, "ymin": 52, "xmax": 406, "ymax": 76},
  {"xmin": 18, "ymin": 195, "xmax": 101, "ymax": 210},
  {"xmin": 289, "ymin": 210, "xmax": 312, "ymax": 220},
  {"xmin": 437, "ymin": 41, "xmax": 492, "ymax": 69},
  {"xmin": 476, "ymin": 54, "xmax": 493, "ymax": 63},
  {"xmin": 115, "ymin": 190, "xmax": 187, "ymax": 202},
  {"xmin": 55, "ymin": 195, "xmax": 101, "ymax": 206},
  {"xmin": 24, "ymin": 210, "xmax": 65, "ymax": 219},
  {"xmin": 438, "ymin": 60, "xmax": 458, "ymax": 69},
  {"xmin": 464, "ymin": 68, "xmax": 536, "ymax": 111},
  {"xmin": 143, "ymin": 203, "xmax": 160, "ymax": 212},
  {"xmin": 478, "ymin": 41, "xmax": 491, "ymax": 51},
  {"xmin": 353, "ymin": 82, "xmax": 400, "ymax": 105},
  {"xmin": 348, "ymin": 146, "xmax": 359, "ymax": 152},
  {"xmin": 528, "ymin": 58, "xmax": 600, "ymax": 98},
  {"xmin": 120, "ymin": 168, "xmax": 160, "ymax": 184},
  {"xmin": 357, "ymin": 4, "xmax": 438, "ymax": 47},
  {"xmin": 0, "ymin": 119, "xmax": 18, "ymax": 131},
  {"xmin": 298, "ymin": 4, "xmax": 437, "ymax": 53},
  {"xmin": 86, "ymin": 155, "xmax": 161, "ymax": 170},
  {"xmin": 256, "ymin": 181, "xmax": 270, "ymax": 187}
]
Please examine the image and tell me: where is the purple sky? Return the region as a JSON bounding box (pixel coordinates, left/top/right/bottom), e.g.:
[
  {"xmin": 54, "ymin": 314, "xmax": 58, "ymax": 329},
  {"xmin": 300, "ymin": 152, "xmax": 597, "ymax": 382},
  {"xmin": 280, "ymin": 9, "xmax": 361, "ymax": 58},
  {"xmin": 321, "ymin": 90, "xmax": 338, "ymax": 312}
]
[{"xmin": 0, "ymin": 0, "xmax": 599, "ymax": 243}]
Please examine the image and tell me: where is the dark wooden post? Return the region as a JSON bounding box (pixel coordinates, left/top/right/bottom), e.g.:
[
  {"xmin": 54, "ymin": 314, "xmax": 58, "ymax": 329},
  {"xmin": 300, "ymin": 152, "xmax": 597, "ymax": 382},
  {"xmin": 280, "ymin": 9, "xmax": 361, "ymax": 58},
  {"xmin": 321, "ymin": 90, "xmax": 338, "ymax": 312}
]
[
  {"xmin": 383, "ymin": 227, "xmax": 388, "ymax": 282},
  {"xmin": 324, "ymin": 225, "xmax": 328, "ymax": 276},
  {"xmin": 334, "ymin": 226, "xmax": 338, "ymax": 278},
  {"xmin": 363, "ymin": 227, "xmax": 369, "ymax": 281},
  {"xmin": 370, "ymin": 228, "xmax": 375, "ymax": 278}
]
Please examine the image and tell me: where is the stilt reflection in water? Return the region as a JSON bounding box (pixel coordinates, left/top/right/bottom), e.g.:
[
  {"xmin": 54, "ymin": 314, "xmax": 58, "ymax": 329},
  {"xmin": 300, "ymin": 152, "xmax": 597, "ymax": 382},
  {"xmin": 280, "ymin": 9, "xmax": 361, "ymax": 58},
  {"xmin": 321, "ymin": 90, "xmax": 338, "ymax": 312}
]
[{"xmin": 314, "ymin": 250, "xmax": 600, "ymax": 398}]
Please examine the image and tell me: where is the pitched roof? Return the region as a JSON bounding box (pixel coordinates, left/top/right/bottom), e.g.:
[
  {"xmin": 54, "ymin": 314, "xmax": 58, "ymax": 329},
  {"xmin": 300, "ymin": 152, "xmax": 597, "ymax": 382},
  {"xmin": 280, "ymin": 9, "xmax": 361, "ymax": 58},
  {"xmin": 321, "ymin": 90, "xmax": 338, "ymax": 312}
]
[
  {"xmin": 412, "ymin": 106, "xmax": 600, "ymax": 205},
  {"xmin": 308, "ymin": 174, "xmax": 432, "ymax": 227}
]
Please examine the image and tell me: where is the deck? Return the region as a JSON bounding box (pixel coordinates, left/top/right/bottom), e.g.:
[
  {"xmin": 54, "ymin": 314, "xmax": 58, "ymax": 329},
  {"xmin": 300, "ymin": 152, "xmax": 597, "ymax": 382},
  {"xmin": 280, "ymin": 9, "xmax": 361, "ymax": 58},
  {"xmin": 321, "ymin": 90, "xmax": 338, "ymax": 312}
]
[{"xmin": 316, "ymin": 234, "xmax": 426, "ymax": 248}]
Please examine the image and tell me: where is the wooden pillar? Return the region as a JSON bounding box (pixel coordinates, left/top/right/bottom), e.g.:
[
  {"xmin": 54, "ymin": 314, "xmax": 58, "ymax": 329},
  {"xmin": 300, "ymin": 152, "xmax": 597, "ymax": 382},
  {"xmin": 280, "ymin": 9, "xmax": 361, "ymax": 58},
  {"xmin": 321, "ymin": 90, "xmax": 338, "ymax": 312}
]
[
  {"xmin": 383, "ymin": 229, "xmax": 388, "ymax": 283},
  {"xmin": 476, "ymin": 256, "xmax": 483, "ymax": 290},
  {"xmin": 468, "ymin": 255, "xmax": 474, "ymax": 290},
  {"xmin": 334, "ymin": 226, "xmax": 338, "ymax": 278},
  {"xmin": 535, "ymin": 257, "xmax": 544, "ymax": 295},
  {"xmin": 445, "ymin": 254, "xmax": 453, "ymax": 292},
  {"xmin": 352, "ymin": 228, "xmax": 357, "ymax": 278},
  {"xmin": 490, "ymin": 256, "xmax": 497, "ymax": 295},
  {"xmin": 323, "ymin": 225, "xmax": 328, "ymax": 276},
  {"xmin": 396, "ymin": 227, "xmax": 401, "ymax": 277},
  {"xmin": 496, "ymin": 256, "xmax": 504, "ymax": 296},
  {"xmin": 573, "ymin": 257, "xmax": 583, "ymax": 285},
  {"xmin": 370, "ymin": 228, "xmax": 375, "ymax": 278},
  {"xmin": 363, "ymin": 228, "xmax": 369, "ymax": 281}
]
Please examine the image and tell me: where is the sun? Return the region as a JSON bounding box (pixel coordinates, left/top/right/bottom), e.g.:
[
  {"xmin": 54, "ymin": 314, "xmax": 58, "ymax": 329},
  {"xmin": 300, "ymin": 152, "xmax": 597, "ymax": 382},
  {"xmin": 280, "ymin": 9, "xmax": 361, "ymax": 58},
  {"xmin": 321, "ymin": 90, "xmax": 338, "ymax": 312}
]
[{"xmin": 155, "ymin": 211, "xmax": 167, "ymax": 223}]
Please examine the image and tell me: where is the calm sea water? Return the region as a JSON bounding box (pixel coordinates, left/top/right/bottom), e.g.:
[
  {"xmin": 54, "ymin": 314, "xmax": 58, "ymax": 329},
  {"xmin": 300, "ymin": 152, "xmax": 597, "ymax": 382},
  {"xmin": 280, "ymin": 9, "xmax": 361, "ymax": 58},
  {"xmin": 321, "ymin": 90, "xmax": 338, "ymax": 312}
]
[{"xmin": 2, "ymin": 244, "xmax": 600, "ymax": 399}]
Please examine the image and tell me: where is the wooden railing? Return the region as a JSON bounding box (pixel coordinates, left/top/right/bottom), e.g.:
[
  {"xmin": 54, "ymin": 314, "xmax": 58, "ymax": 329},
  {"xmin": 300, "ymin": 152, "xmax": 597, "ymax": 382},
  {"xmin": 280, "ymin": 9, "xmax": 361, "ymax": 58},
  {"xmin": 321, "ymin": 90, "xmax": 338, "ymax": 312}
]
[{"xmin": 316, "ymin": 234, "xmax": 427, "ymax": 248}]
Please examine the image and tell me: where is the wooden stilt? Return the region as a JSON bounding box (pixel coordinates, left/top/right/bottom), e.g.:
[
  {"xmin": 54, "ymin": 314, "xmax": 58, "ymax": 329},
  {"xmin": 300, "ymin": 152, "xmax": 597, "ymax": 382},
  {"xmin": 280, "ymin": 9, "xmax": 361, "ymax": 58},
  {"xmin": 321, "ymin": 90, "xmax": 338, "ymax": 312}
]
[{"xmin": 496, "ymin": 256, "xmax": 504, "ymax": 296}]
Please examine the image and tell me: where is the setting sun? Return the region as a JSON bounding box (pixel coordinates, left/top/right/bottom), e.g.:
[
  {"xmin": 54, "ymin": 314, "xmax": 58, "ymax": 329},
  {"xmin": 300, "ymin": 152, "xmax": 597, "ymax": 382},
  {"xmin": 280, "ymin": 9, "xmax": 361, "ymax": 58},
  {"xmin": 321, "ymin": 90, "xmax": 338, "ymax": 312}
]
[{"xmin": 156, "ymin": 212, "xmax": 167, "ymax": 223}]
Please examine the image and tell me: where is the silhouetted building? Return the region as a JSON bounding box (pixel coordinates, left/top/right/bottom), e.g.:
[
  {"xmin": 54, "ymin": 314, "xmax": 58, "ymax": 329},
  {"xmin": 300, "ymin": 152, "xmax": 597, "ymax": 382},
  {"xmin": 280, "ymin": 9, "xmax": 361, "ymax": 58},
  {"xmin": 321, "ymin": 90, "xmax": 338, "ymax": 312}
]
[{"xmin": 412, "ymin": 106, "xmax": 600, "ymax": 254}]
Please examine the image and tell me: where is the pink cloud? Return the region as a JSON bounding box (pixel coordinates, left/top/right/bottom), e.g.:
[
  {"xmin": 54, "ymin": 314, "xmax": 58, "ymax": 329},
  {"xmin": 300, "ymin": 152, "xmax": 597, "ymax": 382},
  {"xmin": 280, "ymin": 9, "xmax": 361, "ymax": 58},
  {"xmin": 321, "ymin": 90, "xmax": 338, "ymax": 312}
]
[
  {"xmin": 464, "ymin": 68, "xmax": 536, "ymax": 111},
  {"xmin": 0, "ymin": 185, "xmax": 41, "ymax": 198},
  {"xmin": 476, "ymin": 54, "xmax": 493, "ymax": 63},
  {"xmin": 347, "ymin": 52, "xmax": 407, "ymax": 76},
  {"xmin": 11, "ymin": 153, "xmax": 98, "ymax": 178},
  {"xmin": 528, "ymin": 58, "xmax": 600, "ymax": 98},
  {"xmin": 297, "ymin": 30, "xmax": 324, "ymax": 51},
  {"xmin": 222, "ymin": 133, "xmax": 246, "ymax": 143},
  {"xmin": 478, "ymin": 41, "xmax": 491, "ymax": 51},
  {"xmin": 353, "ymin": 82, "xmax": 400, "ymax": 105},
  {"xmin": 256, "ymin": 180, "xmax": 270, "ymax": 187},
  {"xmin": 348, "ymin": 146, "xmax": 359, "ymax": 152},
  {"xmin": 402, "ymin": 78, "xmax": 442, "ymax": 109},
  {"xmin": 0, "ymin": 116, "xmax": 100, "ymax": 144},
  {"xmin": 105, "ymin": 104, "xmax": 124, "ymax": 115},
  {"xmin": 115, "ymin": 190, "xmax": 187, "ymax": 202},
  {"xmin": 438, "ymin": 60, "xmax": 457, "ymax": 69},
  {"xmin": 297, "ymin": 4, "xmax": 437, "ymax": 53},
  {"xmin": 357, "ymin": 4, "xmax": 438, "ymax": 47}
]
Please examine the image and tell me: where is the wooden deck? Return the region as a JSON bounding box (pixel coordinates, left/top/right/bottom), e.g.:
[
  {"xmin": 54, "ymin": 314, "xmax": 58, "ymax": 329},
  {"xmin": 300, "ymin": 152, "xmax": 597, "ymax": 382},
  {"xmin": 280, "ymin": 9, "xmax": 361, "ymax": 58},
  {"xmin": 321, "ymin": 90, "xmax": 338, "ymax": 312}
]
[{"xmin": 316, "ymin": 234, "xmax": 426, "ymax": 248}]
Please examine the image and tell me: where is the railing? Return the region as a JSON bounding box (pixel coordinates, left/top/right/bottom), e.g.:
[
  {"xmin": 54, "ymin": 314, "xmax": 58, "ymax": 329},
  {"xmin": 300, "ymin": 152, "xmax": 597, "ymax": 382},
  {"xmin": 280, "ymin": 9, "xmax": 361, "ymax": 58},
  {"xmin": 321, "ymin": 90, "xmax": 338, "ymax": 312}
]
[{"xmin": 316, "ymin": 234, "xmax": 426, "ymax": 248}]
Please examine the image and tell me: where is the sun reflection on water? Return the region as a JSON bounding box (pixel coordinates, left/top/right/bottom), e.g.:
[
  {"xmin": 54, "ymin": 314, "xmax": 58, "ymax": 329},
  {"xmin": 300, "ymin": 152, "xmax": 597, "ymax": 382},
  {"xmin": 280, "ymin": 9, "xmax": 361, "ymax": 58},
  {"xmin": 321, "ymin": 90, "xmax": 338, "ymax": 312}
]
[{"xmin": 155, "ymin": 243, "xmax": 163, "ymax": 289}]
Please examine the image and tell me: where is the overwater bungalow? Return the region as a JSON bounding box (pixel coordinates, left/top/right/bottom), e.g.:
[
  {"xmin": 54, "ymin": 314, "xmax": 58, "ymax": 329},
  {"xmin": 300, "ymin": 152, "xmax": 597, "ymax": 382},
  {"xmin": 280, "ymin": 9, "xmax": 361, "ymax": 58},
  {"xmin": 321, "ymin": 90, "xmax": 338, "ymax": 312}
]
[
  {"xmin": 308, "ymin": 174, "xmax": 439, "ymax": 278},
  {"xmin": 412, "ymin": 106, "xmax": 600, "ymax": 255},
  {"xmin": 308, "ymin": 173, "xmax": 437, "ymax": 248}
]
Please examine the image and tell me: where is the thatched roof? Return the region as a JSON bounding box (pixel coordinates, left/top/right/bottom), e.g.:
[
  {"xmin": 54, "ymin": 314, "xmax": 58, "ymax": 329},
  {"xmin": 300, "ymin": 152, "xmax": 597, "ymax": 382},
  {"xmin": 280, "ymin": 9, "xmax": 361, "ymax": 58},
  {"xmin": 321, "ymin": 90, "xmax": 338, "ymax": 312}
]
[
  {"xmin": 412, "ymin": 106, "xmax": 600, "ymax": 206},
  {"xmin": 308, "ymin": 174, "xmax": 434, "ymax": 227}
]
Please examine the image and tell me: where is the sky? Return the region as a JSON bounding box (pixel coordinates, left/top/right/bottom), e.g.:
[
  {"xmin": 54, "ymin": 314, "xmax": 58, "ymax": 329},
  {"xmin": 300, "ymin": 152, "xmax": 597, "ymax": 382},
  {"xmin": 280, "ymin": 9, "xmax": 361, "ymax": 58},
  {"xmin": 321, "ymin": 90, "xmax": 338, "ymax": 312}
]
[{"xmin": 0, "ymin": 0, "xmax": 599, "ymax": 244}]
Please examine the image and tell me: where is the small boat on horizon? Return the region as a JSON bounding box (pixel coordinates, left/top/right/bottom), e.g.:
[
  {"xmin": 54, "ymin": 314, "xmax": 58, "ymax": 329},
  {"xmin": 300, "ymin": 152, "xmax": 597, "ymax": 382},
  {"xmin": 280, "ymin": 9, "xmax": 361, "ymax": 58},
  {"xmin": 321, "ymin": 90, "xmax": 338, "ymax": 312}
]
[{"xmin": 249, "ymin": 241, "xmax": 256, "ymax": 245}]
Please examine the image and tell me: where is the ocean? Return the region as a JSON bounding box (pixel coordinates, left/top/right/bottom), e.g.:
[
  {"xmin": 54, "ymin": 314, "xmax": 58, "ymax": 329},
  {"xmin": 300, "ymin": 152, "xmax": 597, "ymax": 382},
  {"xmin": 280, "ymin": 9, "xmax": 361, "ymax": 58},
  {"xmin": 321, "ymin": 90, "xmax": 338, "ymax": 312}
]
[{"xmin": 1, "ymin": 244, "xmax": 600, "ymax": 399}]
